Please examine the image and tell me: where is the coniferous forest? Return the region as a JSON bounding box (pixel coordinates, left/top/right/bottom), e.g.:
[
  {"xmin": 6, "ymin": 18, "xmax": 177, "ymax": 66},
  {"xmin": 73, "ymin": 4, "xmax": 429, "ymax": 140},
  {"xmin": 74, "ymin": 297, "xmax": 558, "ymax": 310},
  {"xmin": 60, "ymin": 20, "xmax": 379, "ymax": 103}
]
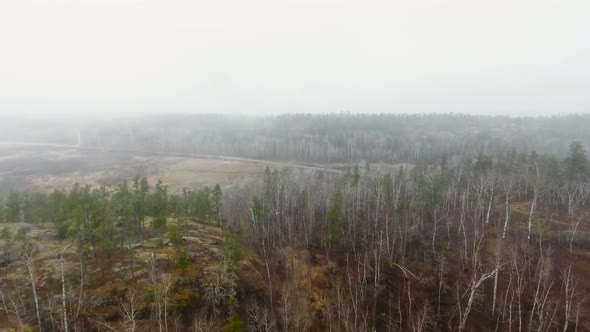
[{"xmin": 0, "ymin": 114, "xmax": 590, "ymax": 331}]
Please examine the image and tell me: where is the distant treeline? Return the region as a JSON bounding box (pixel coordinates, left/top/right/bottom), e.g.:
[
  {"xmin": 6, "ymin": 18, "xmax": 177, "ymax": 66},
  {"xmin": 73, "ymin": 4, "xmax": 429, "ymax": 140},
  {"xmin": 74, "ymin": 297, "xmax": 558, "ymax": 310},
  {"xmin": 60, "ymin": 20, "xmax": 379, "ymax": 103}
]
[{"xmin": 79, "ymin": 113, "xmax": 590, "ymax": 163}]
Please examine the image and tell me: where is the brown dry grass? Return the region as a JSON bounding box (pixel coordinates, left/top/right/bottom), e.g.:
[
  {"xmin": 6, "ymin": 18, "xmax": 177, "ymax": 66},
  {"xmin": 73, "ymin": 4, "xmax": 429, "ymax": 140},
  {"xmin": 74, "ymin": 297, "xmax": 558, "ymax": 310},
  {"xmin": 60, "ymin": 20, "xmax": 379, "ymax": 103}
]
[
  {"xmin": 284, "ymin": 248, "xmax": 335, "ymax": 315},
  {"xmin": 0, "ymin": 145, "xmax": 266, "ymax": 193}
]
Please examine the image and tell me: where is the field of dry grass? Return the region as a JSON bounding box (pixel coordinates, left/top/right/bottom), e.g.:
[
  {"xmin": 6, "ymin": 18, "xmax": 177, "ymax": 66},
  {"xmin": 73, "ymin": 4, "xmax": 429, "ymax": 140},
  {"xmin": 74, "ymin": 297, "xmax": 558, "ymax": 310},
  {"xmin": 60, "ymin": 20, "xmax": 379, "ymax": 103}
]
[
  {"xmin": 0, "ymin": 143, "xmax": 370, "ymax": 194},
  {"xmin": 0, "ymin": 143, "xmax": 412, "ymax": 196},
  {"xmin": 0, "ymin": 143, "xmax": 270, "ymax": 193}
]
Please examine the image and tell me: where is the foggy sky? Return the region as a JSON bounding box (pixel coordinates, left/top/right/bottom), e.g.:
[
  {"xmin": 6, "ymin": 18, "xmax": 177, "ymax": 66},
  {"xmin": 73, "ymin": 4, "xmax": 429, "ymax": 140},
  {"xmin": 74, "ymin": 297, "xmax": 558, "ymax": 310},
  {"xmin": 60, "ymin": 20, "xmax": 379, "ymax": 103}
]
[{"xmin": 0, "ymin": 0, "xmax": 589, "ymax": 115}]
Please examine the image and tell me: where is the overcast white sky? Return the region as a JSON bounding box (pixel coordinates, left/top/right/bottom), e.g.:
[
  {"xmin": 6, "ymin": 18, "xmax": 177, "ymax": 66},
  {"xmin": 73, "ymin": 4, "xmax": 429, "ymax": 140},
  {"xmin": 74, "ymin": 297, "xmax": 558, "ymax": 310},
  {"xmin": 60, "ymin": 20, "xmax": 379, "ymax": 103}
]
[{"xmin": 0, "ymin": 0, "xmax": 588, "ymax": 115}]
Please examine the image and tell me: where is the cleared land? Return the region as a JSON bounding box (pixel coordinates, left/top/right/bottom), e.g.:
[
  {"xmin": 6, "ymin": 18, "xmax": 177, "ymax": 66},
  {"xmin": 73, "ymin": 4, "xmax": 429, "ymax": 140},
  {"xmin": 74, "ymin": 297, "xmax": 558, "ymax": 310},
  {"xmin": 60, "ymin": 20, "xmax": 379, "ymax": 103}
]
[
  {"xmin": 0, "ymin": 143, "xmax": 312, "ymax": 193},
  {"xmin": 0, "ymin": 143, "xmax": 414, "ymax": 195}
]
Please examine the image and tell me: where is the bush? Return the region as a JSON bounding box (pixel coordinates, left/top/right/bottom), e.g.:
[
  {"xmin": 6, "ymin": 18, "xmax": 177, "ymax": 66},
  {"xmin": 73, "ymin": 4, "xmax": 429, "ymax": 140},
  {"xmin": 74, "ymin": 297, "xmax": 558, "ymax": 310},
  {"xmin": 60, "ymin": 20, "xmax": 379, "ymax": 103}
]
[
  {"xmin": 223, "ymin": 314, "xmax": 245, "ymax": 332},
  {"xmin": 177, "ymin": 250, "xmax": 190, "ymax": 272}
]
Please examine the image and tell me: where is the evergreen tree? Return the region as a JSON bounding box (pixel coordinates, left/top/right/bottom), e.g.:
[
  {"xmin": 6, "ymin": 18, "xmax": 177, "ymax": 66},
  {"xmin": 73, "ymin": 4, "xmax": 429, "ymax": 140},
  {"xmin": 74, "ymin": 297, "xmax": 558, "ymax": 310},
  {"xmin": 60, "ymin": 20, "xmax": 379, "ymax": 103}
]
[
  {"xmin": 5, "ymin": 192, "xmax": 21, "ymax": 223},
  {"xmin": 327, "ymin": 188, "xmax": 344, "ymax": 247},
  {"xmin": 155, "ymin": 180, "xmax": 168, "ymax": 216},
  {"xmin": 223, "ymin": 314, "xmax": 245, "ymax": 332},
  {"xmin": 222, "ymin": 233, "xmax": 243, "ymax": 273},
  {"xmin": 0, "ymin": 226, "xmax": 12, "ymax": 264},
  {"xmin": 133, "ymin": 176, "xmax": 150, "ymax": 230},
  {"xmin": 352, "ymin": 165, "xmax": 361, "ymax": 186},
  {"xmin": 152, "ymin": 215, "xmax": 167, "ymax": 245},
  {"xmin": 167, "ymin": 225, "xmax": 185, "ymax": 250},
  {"xmin": 565, "ymin": 141, "xmax": 589, "ymax": 183},
  {"xmin": 195, "ymin": 186, "xmax": 211, "ymax": 221},
  {"xmin": 212, "ymin": 184, "xmax": 223, "ymax": 223}
]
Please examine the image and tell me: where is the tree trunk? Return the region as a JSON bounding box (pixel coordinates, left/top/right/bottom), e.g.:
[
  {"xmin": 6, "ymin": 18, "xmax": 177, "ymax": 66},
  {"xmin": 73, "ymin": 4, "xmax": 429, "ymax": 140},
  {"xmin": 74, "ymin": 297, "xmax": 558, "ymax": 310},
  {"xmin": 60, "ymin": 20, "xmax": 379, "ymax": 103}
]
[
  {"xmin": 23, "ymin": 248, "xmax": 42, "ymax": 332},
  {"xmin": 527, "ymin": 193, "xmax": 537, "ymax": 242},
  {"xmin": 61, "ymin": 242, "xmax": 72, "ymax": 332}
]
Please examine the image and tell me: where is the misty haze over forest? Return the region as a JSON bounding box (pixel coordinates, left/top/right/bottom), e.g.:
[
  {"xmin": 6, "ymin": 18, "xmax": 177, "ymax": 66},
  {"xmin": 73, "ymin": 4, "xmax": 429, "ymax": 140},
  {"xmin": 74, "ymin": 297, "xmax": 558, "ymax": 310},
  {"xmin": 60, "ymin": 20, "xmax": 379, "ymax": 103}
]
[
  {"xmin": 1, "ymin": 0, "xmax": 590, "ymax": 331},
  {"xmin": 2, "ymin": 112, "xmax": 590, "ymax": 160}
]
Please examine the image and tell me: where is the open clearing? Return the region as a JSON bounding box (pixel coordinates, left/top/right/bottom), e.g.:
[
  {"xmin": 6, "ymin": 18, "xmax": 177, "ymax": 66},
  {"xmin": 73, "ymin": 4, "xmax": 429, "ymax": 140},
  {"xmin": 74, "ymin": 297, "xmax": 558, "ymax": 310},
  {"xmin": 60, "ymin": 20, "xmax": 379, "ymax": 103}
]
[
  {"xmin": 0, "ymin": 143, "xmax": 269, "ymax": 193},
  {"xmin": 0, "ymin": 143, "xmax": 350, "ymax": 193}
]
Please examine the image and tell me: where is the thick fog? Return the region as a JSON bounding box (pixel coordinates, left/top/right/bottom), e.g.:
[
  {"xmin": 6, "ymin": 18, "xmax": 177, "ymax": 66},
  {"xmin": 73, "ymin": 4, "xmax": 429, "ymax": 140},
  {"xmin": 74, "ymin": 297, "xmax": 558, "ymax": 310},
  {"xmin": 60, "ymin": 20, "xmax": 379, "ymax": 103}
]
[{"xmin": 0, "ymin": 0, "xmax": 589, "ymax": 115}]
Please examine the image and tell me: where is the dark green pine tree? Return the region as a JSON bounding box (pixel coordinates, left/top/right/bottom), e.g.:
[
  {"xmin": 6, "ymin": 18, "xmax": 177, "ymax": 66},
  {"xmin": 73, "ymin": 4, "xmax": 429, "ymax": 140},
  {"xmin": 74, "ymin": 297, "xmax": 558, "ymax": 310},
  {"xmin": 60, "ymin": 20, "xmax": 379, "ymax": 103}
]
[
  {"xmin": 565, "ymin": 141, "xmax": 589, "ymax": 183},
  {"xmin": 133, "ymin": 176, "xmax": 150, "ymax": 230},
  {"xmin": 151, "ymin": 180, "xmax": 168, "ymax": 242},
  {"xmin": 5, "ymin": 192, "xmax": 21, "ymax": 223},
  {"xmin": 211, "ymin": 184, "xmax": 223, "ymax": 223}
]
